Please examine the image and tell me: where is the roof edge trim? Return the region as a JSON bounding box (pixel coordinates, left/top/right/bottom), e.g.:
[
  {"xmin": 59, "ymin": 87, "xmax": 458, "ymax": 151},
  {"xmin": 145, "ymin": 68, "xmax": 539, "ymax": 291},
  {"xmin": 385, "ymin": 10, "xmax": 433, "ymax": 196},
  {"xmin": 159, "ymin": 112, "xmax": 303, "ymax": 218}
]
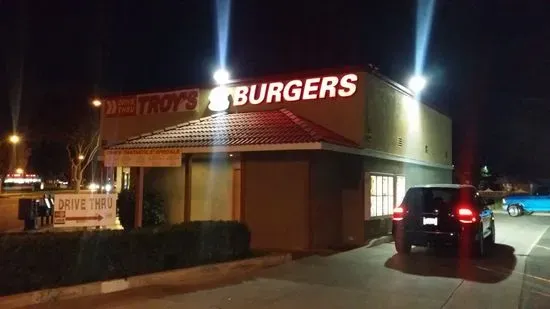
[
  {"xmin": 320, "ymin": 142, "xmax": 454, "ymax": 170},
  {"xmin": 179, "ymin": 142, "xmax": 322, "ymax": 154}
]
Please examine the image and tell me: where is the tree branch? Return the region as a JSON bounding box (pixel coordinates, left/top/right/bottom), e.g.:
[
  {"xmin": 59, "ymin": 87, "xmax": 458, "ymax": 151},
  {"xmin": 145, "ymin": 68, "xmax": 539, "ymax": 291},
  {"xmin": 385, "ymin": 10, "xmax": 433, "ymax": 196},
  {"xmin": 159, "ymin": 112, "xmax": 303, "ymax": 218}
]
[
  {"xmin": 82, "ymin": 130, "xmax": 99, "ymax": 158},
  {"xmin": 66, "ymin": 144, "xmax": 74, "ymax": 163},
  {"xmin": 66, "ymin": 112, "xmax": 101, "ymax": 191},
  {"xmin": 81, "ymin": 130, "xmax": 100, "ymax": 171}
]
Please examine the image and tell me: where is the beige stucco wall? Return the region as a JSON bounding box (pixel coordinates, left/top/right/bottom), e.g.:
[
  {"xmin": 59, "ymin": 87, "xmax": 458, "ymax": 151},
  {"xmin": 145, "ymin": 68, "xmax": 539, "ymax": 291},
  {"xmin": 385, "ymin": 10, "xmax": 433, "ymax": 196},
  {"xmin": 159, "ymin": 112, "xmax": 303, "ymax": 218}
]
[
  {"xmin": 309, "ymin": 151, "xmax": 366, "ymax": 248},
  {"xmin": 363, "ymin": 74, "xmax": 452, "ymax": 166},
  {"xmin": 242, "ymin": 151, "xmax": 310, "ymax": 250},
  {"xmin": 309, "ymin": 152, "xmax": 343, "ymax": 249},
  {"xmin": 189, "ymin": 157, "xmax": 233, "ymax": 221},
  {"xmin": 144, "ymin": 166, "xmax": 186, "ymax": 224},
  {"xmin": 142, "ymin": 156, "xmax": 234, "ymax": 224},
  {"xmin": 340, "ymin": 154, "xmax": 366, "ymax": 245}
]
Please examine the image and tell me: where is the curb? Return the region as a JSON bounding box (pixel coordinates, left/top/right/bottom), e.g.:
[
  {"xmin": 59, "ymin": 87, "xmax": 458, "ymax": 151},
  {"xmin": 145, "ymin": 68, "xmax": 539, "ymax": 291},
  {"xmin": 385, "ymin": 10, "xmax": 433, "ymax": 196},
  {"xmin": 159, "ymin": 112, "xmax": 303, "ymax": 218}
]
[
  {"xmin": 365, "ymin": 235, "xmax": 393, "ymax": 248},
  {"xmin": 0, "ymin": 253, "xmax": 291, "ymax": 309}
]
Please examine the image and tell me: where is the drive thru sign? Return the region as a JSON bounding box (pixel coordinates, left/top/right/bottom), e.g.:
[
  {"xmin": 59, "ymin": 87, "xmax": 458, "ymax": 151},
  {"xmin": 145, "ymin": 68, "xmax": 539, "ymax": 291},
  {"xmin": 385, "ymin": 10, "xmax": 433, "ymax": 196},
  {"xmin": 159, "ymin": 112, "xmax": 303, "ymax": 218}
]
[{"xmin": 54, "ymin": 194, "xmax": 117, "ymax": 228}]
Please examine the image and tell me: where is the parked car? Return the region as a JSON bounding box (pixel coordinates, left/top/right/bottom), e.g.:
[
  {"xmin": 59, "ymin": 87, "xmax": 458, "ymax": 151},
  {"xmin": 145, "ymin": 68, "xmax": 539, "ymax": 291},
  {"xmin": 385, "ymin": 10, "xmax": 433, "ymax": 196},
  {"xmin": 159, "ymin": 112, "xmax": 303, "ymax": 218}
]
[
  {"xmin": 502, "ymin": 186, "xmax": 550, "ymax": 217},
  {"xmin": 392, "ymin": 184, "xmax": 495, "ymax": 257}
]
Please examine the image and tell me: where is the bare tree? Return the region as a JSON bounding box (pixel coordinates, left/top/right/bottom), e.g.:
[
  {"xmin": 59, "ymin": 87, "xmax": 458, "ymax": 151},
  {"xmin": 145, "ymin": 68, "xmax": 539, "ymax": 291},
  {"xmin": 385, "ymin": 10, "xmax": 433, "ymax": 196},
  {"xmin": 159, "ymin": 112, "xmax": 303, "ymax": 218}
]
[{"xmin": 66, "ymin": 130, "xmax": 100, "ymax": 193}]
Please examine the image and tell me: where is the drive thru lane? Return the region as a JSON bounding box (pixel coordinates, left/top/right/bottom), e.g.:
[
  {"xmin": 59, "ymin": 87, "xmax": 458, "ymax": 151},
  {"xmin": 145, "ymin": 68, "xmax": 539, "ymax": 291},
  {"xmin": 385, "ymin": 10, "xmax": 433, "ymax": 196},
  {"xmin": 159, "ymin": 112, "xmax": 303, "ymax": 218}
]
[
  {"xmin": 26, "ymin": 213, "xmax": 550, "ymax": 309},
  {"xmin": 439, "ymin": 213, "xmax": 550, "ymax": 308},
  {"xmin": 520, "ymin": 222, "xmax": 550, "ymax": 308}
]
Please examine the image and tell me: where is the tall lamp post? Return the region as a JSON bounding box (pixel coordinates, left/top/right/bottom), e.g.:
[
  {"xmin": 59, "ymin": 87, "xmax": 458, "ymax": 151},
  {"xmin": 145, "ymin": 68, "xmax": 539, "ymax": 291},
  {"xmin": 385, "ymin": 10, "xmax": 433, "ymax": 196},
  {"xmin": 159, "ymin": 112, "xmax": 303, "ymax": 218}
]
[{"xmin": 91, "ymin": 99, "xmax": 103, "ymax": 189}]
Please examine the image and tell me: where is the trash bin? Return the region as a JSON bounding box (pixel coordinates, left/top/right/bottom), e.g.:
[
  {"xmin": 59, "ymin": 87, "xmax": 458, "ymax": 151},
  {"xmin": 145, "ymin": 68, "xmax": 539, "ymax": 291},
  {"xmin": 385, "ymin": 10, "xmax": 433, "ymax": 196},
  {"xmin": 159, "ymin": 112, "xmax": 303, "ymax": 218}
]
[
  {"xmin": 18, "ymin": 198, "xmax": 38, "ymax": 231},
  {"xmin": 37, "ymin": 198, "xmax": 52, "ymax": 226},
  {"xmin": 44, "ymin": 194, "xmax": 54, "ymax": 224}
]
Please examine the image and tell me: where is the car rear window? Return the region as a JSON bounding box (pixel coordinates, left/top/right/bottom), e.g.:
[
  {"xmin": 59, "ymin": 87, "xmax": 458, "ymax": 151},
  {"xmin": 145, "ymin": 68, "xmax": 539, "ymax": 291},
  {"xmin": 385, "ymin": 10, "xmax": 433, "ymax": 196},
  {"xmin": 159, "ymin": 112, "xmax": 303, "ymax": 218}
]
[{"xmin": 403, "ymin": 187, "xmax": 476, "ymax": 213}]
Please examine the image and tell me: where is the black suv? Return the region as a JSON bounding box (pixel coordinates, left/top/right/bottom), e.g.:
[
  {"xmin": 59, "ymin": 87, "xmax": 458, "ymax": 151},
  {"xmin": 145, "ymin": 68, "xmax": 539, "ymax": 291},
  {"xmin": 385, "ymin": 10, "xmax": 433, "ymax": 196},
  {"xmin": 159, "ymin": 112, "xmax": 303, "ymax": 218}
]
[{"xmin": 392, "ymin": 184, "xmax": 495, "ymax": 257}]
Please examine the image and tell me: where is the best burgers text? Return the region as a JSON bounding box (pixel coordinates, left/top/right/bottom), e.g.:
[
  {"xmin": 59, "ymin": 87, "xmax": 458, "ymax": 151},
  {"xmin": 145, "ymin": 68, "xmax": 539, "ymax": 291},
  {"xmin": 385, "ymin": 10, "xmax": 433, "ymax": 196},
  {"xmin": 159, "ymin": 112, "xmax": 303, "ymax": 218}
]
[{"xmin": 233, "ymin": 73, "xmax": 358, "ymax": 106}]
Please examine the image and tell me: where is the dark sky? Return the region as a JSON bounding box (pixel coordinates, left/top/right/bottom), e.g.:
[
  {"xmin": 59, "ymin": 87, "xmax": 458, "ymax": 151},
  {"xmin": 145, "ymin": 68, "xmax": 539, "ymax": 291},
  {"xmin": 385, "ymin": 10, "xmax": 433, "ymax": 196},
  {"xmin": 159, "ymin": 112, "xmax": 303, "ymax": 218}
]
[{"xmin": 0, "ymin": 0, "xmax": 549, "ymax": 178}]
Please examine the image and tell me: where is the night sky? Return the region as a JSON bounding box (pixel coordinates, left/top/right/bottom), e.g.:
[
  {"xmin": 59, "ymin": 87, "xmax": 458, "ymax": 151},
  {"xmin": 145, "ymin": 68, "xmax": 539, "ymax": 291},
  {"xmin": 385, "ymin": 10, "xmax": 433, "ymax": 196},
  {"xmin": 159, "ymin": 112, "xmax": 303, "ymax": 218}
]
[{"xmin": 0, "ymin": 0, "xmax": 549, "ymax": 179}]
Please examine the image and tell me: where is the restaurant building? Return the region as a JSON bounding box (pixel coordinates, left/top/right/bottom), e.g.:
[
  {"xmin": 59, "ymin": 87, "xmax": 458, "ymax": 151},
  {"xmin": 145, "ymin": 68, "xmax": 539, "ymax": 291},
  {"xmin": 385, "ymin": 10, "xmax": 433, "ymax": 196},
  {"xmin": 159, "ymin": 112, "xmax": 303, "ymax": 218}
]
[{"xmin": 100, "ymin": 68, "xmax": 453, "ymax": 251}]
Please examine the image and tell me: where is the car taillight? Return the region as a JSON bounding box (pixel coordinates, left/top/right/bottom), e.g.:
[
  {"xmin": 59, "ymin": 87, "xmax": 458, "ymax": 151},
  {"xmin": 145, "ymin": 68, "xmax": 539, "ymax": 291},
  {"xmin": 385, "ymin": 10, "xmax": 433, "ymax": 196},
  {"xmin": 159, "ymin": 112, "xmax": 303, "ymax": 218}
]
[
  {"xmin": 393, "ymin": 205, "xmax": 405, "ymax": 221},
  {"xmin": 457, "ymin": 206, "xmax": 477, "ymax": 223}
]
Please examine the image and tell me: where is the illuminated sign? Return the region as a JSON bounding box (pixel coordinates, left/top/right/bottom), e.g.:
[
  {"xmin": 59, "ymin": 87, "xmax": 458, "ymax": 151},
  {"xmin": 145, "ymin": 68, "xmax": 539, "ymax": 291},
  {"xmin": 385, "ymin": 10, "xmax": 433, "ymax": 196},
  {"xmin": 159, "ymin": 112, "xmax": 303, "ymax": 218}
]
[
  {"xmin": 104, "ymin": 89, "xmax": 199, "ymax": 118},
  {"xmin": 207, "ymin": 73, "xmax": 358, "ymax": 112},
  {"xmin": 4, "ymin": 174, "xmax": 41, "ymax": 184},
  {"xmin": 208, "ymin": 86, "xmax": 232, "ymax": 112},
  {"xmin": 54, "ymin": 194, "xmax": 117, "ymax": 227},
  {"xmin": 104, "ymin": 148, "xmax": 183, "ymax": 167}
]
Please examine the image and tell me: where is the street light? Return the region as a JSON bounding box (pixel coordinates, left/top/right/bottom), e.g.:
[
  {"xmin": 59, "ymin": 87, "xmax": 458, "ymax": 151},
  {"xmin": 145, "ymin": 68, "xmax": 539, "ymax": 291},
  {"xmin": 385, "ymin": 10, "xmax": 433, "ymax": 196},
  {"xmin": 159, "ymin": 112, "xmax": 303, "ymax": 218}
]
[
  {"xmin": 78, "ymin": 154, "xmax": 85, "ymax": 161},
  {"xmin": 408, "ymin": 75, "xmax": 427, "ymax": 94},
  {"xmin": 213, "ymin": 69, "xmax": 230, "ymax": 85},
  {"xmin": 92, "ymin": 99, "xmax": 102, "ymax": 107},
  {"xmin": 15, "ymin": 168, "xmax": 23, "ymax": 175},
  {"xmin": 8, "ymin": 134, "xmax": 20, "ymax": 144}
]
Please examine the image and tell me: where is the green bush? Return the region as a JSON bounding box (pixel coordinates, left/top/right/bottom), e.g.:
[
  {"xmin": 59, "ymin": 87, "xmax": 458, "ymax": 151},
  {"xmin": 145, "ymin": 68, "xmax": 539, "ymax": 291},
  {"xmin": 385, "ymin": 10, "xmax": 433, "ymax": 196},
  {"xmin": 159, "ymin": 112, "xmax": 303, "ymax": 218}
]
[
  {"xmin": 0, "ymin": 221, "xmax": 251, "ymax": 296},
  {"xmin": 143, "ymin": 190, "xmax": 166, "ymax": 226},
  {"xmin": 117, "ymin": 188, "xmax": 166, "ymax": 229},
  {"xmin": 117, "ymin": 189, "xmax": 135, "ymax": 229}
]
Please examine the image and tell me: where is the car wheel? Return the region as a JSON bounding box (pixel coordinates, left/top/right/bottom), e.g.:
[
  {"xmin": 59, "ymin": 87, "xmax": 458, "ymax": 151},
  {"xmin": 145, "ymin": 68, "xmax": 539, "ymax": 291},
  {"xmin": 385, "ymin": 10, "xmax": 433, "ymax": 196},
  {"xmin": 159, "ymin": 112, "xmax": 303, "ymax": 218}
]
[
  {"xmin": 395, "ymin": 239, "xmax": 412, "ymax": 254},
  {"xmin": 472, "ymin": 225, "xmax": 487, "ymax": 258},
  {"xmin": 507, "ymin": 205, "xmax": 522, "ymax": 217},
  {"xmin": 475, "ymin": 235, "xmax": 486, "ymax": 258},
  {"xmin": 485, "ymin": 222, "xmax": 496, "ymax": 256}
]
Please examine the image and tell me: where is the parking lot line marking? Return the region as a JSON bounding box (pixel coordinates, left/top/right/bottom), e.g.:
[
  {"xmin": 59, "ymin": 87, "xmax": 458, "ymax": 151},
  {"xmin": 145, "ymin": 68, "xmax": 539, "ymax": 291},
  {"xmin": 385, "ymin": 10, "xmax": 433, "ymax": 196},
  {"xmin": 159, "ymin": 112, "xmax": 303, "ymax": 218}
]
[
  {"xmin": 475, "ymin": 266, "xmax": 550, "ymax": 284},
  {"xmin": 527, "ymin": 226, "xmax": 549, "ymax": 257},
  {"xmin": 533, "ymin": 290, "xmax": 550, "ymax": 297},
  {"xmin": 535, "ymin": 244, "xmax": 550, "ymax": 251}
]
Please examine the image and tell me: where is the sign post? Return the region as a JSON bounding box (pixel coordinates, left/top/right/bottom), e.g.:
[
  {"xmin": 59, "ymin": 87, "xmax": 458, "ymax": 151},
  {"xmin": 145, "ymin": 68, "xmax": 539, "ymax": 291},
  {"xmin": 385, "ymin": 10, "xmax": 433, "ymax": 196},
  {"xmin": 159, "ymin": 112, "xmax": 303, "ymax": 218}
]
[{"xmin": 53, "ymin": 194, "xmax": 118, "ymax": 228}]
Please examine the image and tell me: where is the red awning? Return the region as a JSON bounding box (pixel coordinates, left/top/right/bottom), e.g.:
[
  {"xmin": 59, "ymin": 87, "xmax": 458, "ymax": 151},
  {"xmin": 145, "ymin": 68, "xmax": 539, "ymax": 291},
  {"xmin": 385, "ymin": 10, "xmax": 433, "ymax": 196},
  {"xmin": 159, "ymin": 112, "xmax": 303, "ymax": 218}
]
[{"xmin": 108, "ymin": 108, "xmax": 358, "ymax": 151}]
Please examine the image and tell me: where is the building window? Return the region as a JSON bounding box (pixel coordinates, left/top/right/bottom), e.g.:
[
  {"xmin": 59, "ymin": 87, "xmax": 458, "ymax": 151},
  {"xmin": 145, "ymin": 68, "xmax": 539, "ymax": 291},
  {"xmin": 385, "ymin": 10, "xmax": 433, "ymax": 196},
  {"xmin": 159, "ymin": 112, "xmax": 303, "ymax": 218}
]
[
  {"xmin": 367, "ymin": 174, "xmax": 407, "ymax": 218},
  {"xmin": 370, "ymin": 175, "xmax": 394, "ymax": 217}
]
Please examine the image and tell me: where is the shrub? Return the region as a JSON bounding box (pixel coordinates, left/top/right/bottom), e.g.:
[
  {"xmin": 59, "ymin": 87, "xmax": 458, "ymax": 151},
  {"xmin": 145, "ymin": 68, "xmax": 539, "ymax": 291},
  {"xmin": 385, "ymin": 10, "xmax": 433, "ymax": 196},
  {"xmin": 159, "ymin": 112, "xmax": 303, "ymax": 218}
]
[
  {"xmin": 117, "ymin": 188, "xmax": 166, "ymax": 229},
  {"xmin": 0, "ymin": 221, "xmax": 251, "ymax": 296},
  {"xmin": 117, "ymin": 189, "xmax": 135, "ymax": 229},
  {"xmin": 142, "ymin": 190, "xmax": 166, "ymax": 226}
]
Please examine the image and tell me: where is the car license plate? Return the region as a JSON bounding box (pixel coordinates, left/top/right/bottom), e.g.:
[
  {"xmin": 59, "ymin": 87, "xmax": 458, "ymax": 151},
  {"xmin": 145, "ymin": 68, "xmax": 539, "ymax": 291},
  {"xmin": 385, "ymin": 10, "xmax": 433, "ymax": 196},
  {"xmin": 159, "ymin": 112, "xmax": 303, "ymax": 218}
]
[{"xmin": 423, "ymin": 217, "xmax": 438, "ymax": 225}]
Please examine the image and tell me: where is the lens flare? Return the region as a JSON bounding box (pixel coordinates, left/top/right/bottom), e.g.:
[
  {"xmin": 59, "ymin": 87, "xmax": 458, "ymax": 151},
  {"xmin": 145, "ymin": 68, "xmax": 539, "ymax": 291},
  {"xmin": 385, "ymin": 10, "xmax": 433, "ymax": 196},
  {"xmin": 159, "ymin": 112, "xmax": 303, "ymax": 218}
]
[
  {"xmin": 215, "ymin": 0, "xmax": 231, "ymax": 68},
  {"xmin": 414, "ymin": 0, "xmax": 436, "ymax": 76}
]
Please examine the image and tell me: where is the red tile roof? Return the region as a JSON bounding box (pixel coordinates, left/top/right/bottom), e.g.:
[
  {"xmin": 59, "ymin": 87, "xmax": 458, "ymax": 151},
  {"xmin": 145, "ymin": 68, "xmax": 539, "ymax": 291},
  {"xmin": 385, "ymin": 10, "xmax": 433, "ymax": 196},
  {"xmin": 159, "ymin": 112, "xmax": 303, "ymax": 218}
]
[{"xmin": 109, "ymin": 108, "xmax": 359, "ymax": 150}]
